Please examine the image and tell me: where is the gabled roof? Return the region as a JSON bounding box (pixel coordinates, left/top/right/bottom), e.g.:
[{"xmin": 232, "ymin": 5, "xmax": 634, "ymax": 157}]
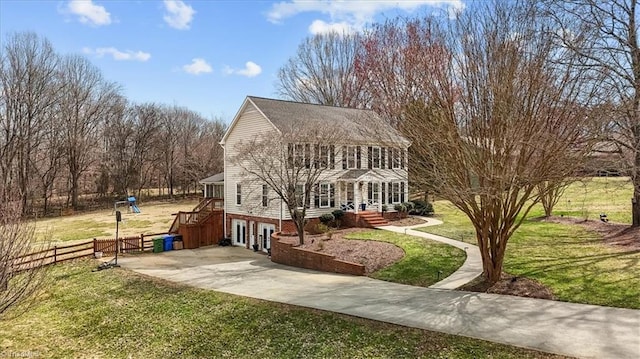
[
  {"xmin": 199, "ymin": 172, "xmax": 224, "ymax": 184},
  {"xmin": 221, "ymin": 96, "xmax": 410, "ymax": 146}
]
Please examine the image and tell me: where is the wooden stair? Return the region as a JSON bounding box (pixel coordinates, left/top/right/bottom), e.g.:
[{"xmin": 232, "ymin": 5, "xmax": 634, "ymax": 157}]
[{"xmin": 359, "ymin": 211, "xmax": 389, "ymax": 228}]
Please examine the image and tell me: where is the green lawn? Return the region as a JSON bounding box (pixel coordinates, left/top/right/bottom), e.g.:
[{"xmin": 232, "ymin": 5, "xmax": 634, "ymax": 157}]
[
  {"xmin": 0, "ymin": 261, "xmax": 566, "ymax": 359},
  {"xmin": 346, "ymin": 230, "xmax": 466, "ymax": 287},
  {"xmin": 419, "ymin": 201, "xmax": 640, "ymax": 309}
]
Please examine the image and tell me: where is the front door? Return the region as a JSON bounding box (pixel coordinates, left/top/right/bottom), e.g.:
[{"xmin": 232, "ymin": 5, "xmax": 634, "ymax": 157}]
[
  {"xmin": 233, "ymin": 219, "xmax": 246, "ymax": 247},
  {"xmin": 346, "ymin": 182, "xmax": 354, "ymax": 210},
  {"xmin": 259, "ymin": 223, "xmax": 275, "ymax": 252}
]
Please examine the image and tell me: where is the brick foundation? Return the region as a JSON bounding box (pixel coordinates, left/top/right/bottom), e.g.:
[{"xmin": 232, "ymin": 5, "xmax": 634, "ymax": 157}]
[{"xmin": 271, "ymin": 232, "xmax": 365, "ymax": 276}]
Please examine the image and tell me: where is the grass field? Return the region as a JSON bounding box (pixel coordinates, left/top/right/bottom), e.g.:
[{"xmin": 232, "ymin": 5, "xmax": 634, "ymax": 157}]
[
  {"xmin": 34, "ymin": 199, "xmax": 200, "ymax": 244},
  {"xmin": 346, "ymin": 230, "xmax": 466, "ymax": 287},
  {"xmin": 0, "ymin": 261, "xmax": 566, "ymax": 359},
  {"xmin": 419, "ymin": 178, "xmax": 640, "ymax": 309}
]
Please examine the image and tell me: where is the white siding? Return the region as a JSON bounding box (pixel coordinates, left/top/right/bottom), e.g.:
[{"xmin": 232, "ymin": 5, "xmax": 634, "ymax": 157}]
[
  {"xmin": 223, "ymin": 99, "xmax": 411, "ymax": 220},
  {"xmin": 224, "ymin": 103, "xmax": 282, "ymax": 219}
]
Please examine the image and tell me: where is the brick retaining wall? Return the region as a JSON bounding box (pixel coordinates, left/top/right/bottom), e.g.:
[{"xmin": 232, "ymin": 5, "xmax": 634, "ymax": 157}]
[{"xmin": 271, "ymin": 232, "xmax": 365, "ymax": 276}]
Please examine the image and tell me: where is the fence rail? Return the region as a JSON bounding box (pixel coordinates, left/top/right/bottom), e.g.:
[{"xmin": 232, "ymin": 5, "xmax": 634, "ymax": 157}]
[{"xmin": 11, "ymin": 232, "xmax": 170, "ymax": 272}]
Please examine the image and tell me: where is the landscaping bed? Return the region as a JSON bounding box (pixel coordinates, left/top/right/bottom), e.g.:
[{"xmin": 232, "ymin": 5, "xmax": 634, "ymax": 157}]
[{"xmin": 291, "ymin": 229, "xmax": 405, "ymax": 275}]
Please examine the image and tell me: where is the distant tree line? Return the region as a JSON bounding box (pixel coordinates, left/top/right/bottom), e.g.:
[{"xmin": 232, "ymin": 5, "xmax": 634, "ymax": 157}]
[{"xmin": 0, "ymin": 32, "xmax": 225, "ymax": 216}]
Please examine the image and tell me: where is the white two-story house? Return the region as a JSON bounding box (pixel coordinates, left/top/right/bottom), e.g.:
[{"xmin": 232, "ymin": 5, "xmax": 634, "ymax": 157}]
[{"xmin": 220, "ymin": 96, "xmax": 410, "ymax": 251}]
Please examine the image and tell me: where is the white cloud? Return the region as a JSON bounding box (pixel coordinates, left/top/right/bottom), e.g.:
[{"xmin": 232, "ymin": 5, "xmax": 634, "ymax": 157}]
[
  {"xmin": 83, "ymin": 47, "xmax": 151, "ymax": 62},
  {"xmin": 267, "ymin": 0, "xmax": 465, "ymax": 32},
  {"xmin": 308, "ymin": 20, "xmax": 355, "ymax": 35},
  {"xmin": 224, "ymin": 61, "xmax": 262, "ymax": 78},
  {"xmin": 66, "ymin": 0, "xmax": 111, "ymax": 26},
  {"xmin": 183, "ymin": 58, "xmax": 212, "ymax": 75},
  {"xmin": 163, "ymin": 0, "xmax": 195, "ymax": 30}
]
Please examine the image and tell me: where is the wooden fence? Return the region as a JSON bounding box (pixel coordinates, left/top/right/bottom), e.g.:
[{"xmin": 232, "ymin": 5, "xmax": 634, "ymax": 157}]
[{"xmin": 12, "ymin": 232, "xmax": 170, "ymax": 272}]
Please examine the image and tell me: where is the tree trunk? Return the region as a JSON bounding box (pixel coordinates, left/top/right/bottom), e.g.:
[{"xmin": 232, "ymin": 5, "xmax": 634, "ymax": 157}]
[{"xmin": 633, "ymin": 189, "xmax": 640, "ymax": 227}]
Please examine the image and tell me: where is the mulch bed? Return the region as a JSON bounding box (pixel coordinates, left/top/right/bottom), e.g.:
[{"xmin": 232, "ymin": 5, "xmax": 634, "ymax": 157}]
[
  {"xmin": 386, "ymin": 216, "xmax": 429, "ymax": 226},
  {"xmin": 459, "ymin": 272, "xmax": 556, "ymax": 300},
  {"xmin": 540, "ymin": 216, "xmax": 640, "ymax": 251},
  {"xmin": 281, "ymin": 228, "xmax": 405, "ymax": 275}
]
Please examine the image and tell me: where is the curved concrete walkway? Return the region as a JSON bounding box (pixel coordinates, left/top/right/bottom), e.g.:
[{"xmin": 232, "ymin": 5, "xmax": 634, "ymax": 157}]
[
  {"xmin": 378, "ymin": 217, "xmax": 483, "ymax": 289},
  {"xmin": 119, "ymin": 247, "xmax": 640, "ymax": 359}
]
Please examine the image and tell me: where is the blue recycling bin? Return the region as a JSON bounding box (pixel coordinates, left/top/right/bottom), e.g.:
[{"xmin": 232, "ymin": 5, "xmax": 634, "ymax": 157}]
[{"xmin": 163, "ymin": 235, "xmax": 175, "ymax": 252}]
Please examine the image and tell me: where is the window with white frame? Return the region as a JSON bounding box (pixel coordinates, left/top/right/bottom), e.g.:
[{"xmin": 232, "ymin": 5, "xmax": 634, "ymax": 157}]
[
  {"xmin": 371, "ymin": 146, "xmax": 381, "ymax": 168},
  {"xmin": 262, "ymin": 184, "xmax": 268, "ymax": 207},
  {"xmin": 236, "ymin": 183, "xmax": 242, "ymax": 205},
  {"xmin": 320, "ymin": 145, "xmax": 330, "ymax": 168},
  {"xmin": 391, "ymin": 148, "xmax": 401, "ymax": 169},
  {"xmin": 392, "ymin": 182, "xmax": 401, "ymax": 203},
  {"xmin": 345, "ymin": 146, "xmax": 356, "ymax": 169},
  {"xmin": 319, "ymin": 183, "xmax": 330, "ymax": 208}
]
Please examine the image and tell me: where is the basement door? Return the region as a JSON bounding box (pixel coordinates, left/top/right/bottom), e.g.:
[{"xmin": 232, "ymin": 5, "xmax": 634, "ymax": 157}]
[
  {"xmin": 233, "ymin": 219, "xmax": 247, "ymax": 247},
  {"xmin": 259, "ymin": 223, "xmax": 275, "ymax": 253}
]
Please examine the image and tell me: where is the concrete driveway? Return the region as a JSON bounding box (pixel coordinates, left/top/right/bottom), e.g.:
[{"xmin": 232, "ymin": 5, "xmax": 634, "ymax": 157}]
[{"xmin": 119, "ymin": 246, "xmax": 640, "ymax": 359}]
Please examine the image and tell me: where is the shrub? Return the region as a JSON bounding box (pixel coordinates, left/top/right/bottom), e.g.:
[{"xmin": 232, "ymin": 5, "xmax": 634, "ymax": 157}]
[
  {"xmin": 319, "ymin": 213, "xmax": 335, "ymax": 225},
  {"xmin": 393, "ymin": 203, "xmax": 407, "ymax": 213},
  {"xmin": 331, "ymin": 209, "xmax": 345, "ymax": 228},
  {"xmin": 410, "ymin": 199, "xmax": 434, "ymax": 216},
  {"xmin": 381, "ymin": 204, "xmax": 388, "ymax": 213},
  {"xmin": 403, "ymin": 201, "xmax": 415, "ymax": 212},
  {"xmin": 331, "ymin": 209, "xmax": 345, "ymax": 220},
  {"xmin": 308, "ymin": 223, "xmax": 329, "ymax": 235}
]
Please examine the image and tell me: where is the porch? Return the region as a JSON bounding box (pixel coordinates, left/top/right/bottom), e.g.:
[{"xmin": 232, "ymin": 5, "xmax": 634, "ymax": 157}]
[{"xmin": 336, "ymin": 169, "xmax": 407, "ymax": 214}]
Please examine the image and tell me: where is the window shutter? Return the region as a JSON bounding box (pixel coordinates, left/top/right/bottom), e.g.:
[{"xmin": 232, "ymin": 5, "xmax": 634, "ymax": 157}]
[
  {"xmin": 388, "ymin": 182, "xmax": 394, "ymax": 203},
  {"xmin": 330, "ymin": 145, "xmax": 335, "ymax": 169},
  {"xmin": 314, "ymin": 144, "xmax": 320, "ymax": 169},
  {"xmin": 381, "ymin": 148, "xmax": 386, "ymax": 169},
  {"xmin": 381, "ymin": 183, "xmax": 386, "ymax": 204},
  {"xmin": 342, "ymin": 146, "xmax": 347, "ymax": 170},
  {"xmin": 367, "ymin": 182, "xmax": 373, "ymax": 201},
  {"xmin": 401, "ymin": 149, "xmax": 405, "ymax": 169},
  {"xmin": 314, "ymin": 184, "xmax": 320, "ymax": 208},
  {"xmin": 330, "ymin": 183, "xmax": 335, "ymax": 207},
  {"xmin": 367, "ymin": 146, "xmax": 373, "ymax": 169},
  {"xmin": 401, "ymin": 182, "xmax": 406, "ymax": 203},
  {"xmin": 388, "ymin": 148, "xmax": 393, "ymax": 169},
  {"xmin": 356, "ymin": 146, "xmax": 361, "ymax": 169},
  {"xmin": 305, "ymin": 144, "xmax": 311, "ymax": 168},
  {"xmin": 287, "ymin": 143, "xmax": 293, "ymax": 167}
]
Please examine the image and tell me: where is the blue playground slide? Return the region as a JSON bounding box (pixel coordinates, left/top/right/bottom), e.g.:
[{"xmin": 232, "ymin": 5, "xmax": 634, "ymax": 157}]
[{"xmin": 127, "ymin": 196, "xmax": 141, "ymax": 213}]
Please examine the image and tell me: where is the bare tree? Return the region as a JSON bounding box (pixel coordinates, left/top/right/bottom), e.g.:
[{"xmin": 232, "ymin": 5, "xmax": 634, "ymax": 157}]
[
  {"xmin": 231, "ymin": 120, "xmax": 346, "ymax": 245},
  {"xmin": 277, "ymin": 31, "xmax": 367, "ymax": 107},
  {"xmin": 0, "ymin": 198, "xmax": 47, "ymax": 318},
  {"xmin": 57, "ymin": 55, "xmax": 121, "ymax": 209},
  {"xmin": 0, "ymin": 32, "xmax": 60, "ymax": 214},
  {"xmin": 402, "ymin": 1, "xmax": 598, "ymax": 283},
  {"xmin": 543, "ymin": 0, "xmax": 640, "ymax": 225},
  {"xmin": 355, "ymin": 16, "xmax": 448, "ymax": 126}
]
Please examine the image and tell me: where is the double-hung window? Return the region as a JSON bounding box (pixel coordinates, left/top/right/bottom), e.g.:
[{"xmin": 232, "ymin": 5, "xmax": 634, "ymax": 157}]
[{"xmin": 262, "ymin": 185, "xmax": 268, "ymax": 207}]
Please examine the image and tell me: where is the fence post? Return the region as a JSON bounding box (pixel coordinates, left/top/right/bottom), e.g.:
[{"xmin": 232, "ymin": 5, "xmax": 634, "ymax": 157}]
[
  {"xmin": 53, "ymin": 245, "xmax": 57, "ymax": 264},
  {"xmin": 140, "ymin": 234, "xmax": 144, "ymax": 251},
  {"xmin": 93, "ymin": 238, "xmax": 97, "ymax": 255}
]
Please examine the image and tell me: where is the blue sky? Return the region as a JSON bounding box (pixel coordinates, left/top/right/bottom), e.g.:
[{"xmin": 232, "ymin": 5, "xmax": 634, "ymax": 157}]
[{"xmin": 0, "ymin": 0, "xmax": 464, "ymax": 122}]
